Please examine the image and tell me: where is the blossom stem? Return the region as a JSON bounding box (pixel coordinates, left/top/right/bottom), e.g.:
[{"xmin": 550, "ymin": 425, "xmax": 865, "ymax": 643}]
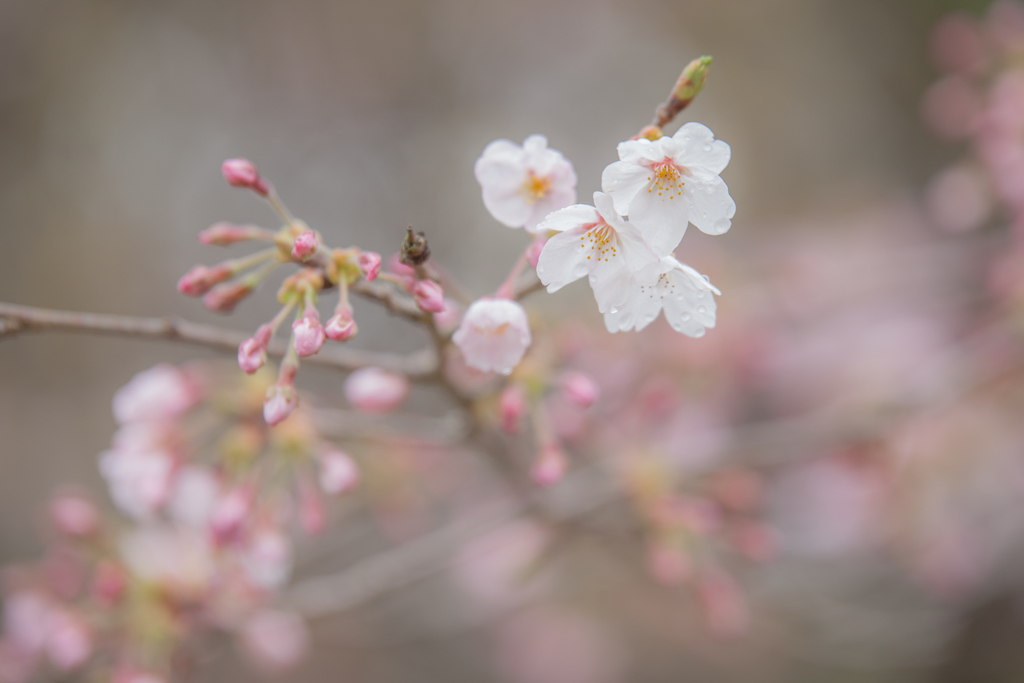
[
  {"xmin": 266, "ymin": 189, "xmax": 297, "ymax": 227},
  {"xmin": 225, "ymin": 248, "xmax": 279, "ymax": 275},
  {"xmin": 495, "ymin": 249, "xmax": 529, "ymax": 300},
  {"xmin": 335, "ymin": 279, "xmax": 351, "ymax": 315}
]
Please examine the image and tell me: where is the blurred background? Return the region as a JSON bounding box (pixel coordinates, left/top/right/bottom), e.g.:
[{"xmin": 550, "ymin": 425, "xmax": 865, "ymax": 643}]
[{"xmin": 3, "ymin": 0, "xmax": 1022, "ymax": 681}]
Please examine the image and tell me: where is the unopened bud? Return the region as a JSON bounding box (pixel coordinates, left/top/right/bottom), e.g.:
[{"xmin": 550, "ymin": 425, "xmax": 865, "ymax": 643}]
[
  {"xmin": 291, "ymin": 231, "xmax": 318, "ymax": 261},
  {"xmin": 400, "ymin": 227, "xmax": 430, "ymax": 266},
  {"xmin": 324, "ymin": 311, "xmax": 358, "ymax": 342},
  {"xmin": 318, "ymin": 450, "xmax": 360, "ymax": 495},
  {"xmin": 203, "ymin": 280, "xmax": 253, "ymax": 314},
  {"xmin": 292, "ymin": 310, "xmax": 326, "ymax": 357},
  {"xmin": 530, "ymin": 444, "xmax": 566, "ymax": 486},
  {"xmin": 221, "ymin": 158, "xmax": 270, "ymax": 196},
  {"xmin": 238, "ymin": 336, "xmax": 268, "ymax": 374},
  {"xmin": 561, "ymin": 371, "xmax": 600, "ymax": 408},
  {"xmin": 49, "ymin": 493, "xmax": 99, "ymax": 537},
  {"xmin": 357, "ymin": 251, "xmax": 382, "ymax": 281},
  {"xmin": 637, "ymin": 125, "xmax": 664, "ymax": 141},
  {"xmin": 344, "ymin": 367, "xmax": 409, "ymax": 414},
  {"xmin": 673, "ymin": 55, "xmax": 712, "ymax": 105},
  {"xmin": 652, "ymin": 55, "xmax": 713, "ymax": 128},
  {"xmin": 199, "ymin": 222, "xmax": 265, "ymax": 246},
  {"xmin": 498, "ymin": 385, "xmax": 526, "ymax": 433},
  {"xmin": 413, "ymin": 280, "xmax": 446, "ymax": 313},
  {"xmin": 177, "ymin": 264, "xmax": 232, "ymax": 297},
  {"xmin": 264, "ymin": 385, "xmax": 298, "ymax": 426}
]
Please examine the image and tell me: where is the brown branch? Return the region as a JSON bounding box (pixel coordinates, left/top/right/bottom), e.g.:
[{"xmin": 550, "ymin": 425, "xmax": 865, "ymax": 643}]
[
  {"xmin": 512, "ymin": 271, "xmax": 545, "ymax": 301},
  {"xmin": 0, "ymin": 302, "xmax": 437, "ymax": 379},
  {"xmin": 350, "ymin": 278, "xmax": 429, "ymax": 322}
]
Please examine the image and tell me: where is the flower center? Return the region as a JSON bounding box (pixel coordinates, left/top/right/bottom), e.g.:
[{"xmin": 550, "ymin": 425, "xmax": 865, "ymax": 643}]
[
  {"xmin": 520, "ymin": 171, "xmax": 552, "ymax": 203},
  {"xmin": 645, "ymin": 161, "xmax": 686, "ymax": 199},
  {"xmin": 472, "ymin": 322, "xmax": 510, "ymax": 337},
  {"xmin": 579, "ymin": 223, "xmax": 618, "ymax": 263}
]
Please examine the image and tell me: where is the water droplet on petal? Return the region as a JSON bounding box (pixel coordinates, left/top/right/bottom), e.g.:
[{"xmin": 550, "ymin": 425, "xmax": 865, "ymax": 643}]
[
  {"xmin": 697, "ymin": 306, "xmax": 706, "ymax": 314},
  {"xmin": 681, "ymin": 313, "xmax": 691, "ymax": 321},
  {"xmin": 702, "ymin": 143, "xmax": 712, "ymax": 152}
]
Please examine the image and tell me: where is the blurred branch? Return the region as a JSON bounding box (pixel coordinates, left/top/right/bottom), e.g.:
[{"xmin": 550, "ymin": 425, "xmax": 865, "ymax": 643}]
[
  {"xmin": 350, "ymin": 279, "xmax": 430, "ymax": 323},
  {"xmin": 0, "ymin": 301, "xmax": 437, "ymax": 379},
  {"xmin": 287, "ymin": 461, "xmax": 617, "ymax": 619}
]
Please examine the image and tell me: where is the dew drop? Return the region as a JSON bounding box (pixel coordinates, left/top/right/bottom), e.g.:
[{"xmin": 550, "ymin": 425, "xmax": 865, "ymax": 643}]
[
  {"xmin": 702, "ymin": 143, "xmax": 712, "ymax": 152},
  {"xmin": 681, "ymin": 313, "xmax": 691, "ymax": 321},
  {"xmin": 697, "ymin": 306, "xmax": 706, "ymax": 314}
]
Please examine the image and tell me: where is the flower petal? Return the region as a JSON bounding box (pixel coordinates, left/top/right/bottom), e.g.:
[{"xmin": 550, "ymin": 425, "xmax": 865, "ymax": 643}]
[
  {"xmin": 589, "ymin": 262, "xmax": 634, "ymax": 313},
  {"xmin": 673, "ymin": 122, "xmax": 732, "ymax": 175},
  {"xmin": 536, "ymin": 226, "xmax": 591, "ymax": 292},
  {"xmin": 535, "ymin": 204, "xmax": 600, "ymax": 233},
  {"xmin": 685, "ymin": 175, "xmax": 735, "ymax": 235},
  {"xmin": 626, "ymin": 178, "xmax": 690, "ymax": 256},
  {"xmin": 602, "ymin": 161, "xmax": 654, "ymax": 216}
]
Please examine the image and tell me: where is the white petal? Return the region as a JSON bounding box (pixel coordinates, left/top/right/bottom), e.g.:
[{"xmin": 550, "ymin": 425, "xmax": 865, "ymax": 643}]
[
  {"xmin": 685, "ymin": 175, "xmax": 735, "ymax": 235},
  {"xmin": 617, "ymin": 138, "xmax": 664, "ymax": 165},
  {"xmin": 673, "ymin": 122, "xmax": 732, "ymax": 175},
  {"xmin": 601, "ymin": 161, "xmax": 653, "ymax": 216},
  {"xmin": 589, "ymin": 263, "xmax": 634, "ymax": 313},
  {"xmin": 627, "ymin": 178, "xmax": 690, "ymax": 256},
  {"xmin": 535, "ymin": 204, "xmax": 600, "ymax": 233},
  {"xmin": 536, "ymin": 226, "xmax": 591, "ymax": 292},
  {"xmin": 662, "ymin": 265, "xmax": 718, "ymax": 336},
  {"xmin": 616, "ymin": 226, "xmax": 661, "ymax": 282}
]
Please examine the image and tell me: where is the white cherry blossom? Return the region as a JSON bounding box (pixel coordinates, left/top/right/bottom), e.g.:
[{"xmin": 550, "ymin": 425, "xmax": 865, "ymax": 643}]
[
  {"xmin": 452, "ymin": 298, "xmax": 532, "ymax": 375},
  {"xmin": 535, "ymin": 191, "xmax": 659, "ymax": 313},
  {"xmin": 603, "ymin": 256, "xmax": 720, "ymax": 336},
  {"xmin": 602, "ymin": 122, "xmax": 735, "ymax": 254},
  {"xmin": 474, "ymin": 134, "xmax": 577, "ymax": 233}
]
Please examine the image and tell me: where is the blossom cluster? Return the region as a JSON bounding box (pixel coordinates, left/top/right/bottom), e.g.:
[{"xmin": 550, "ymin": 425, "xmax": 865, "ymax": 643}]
[{"xmin": 0, "ymin": 363, "xmax": 366, "ymax": 683}]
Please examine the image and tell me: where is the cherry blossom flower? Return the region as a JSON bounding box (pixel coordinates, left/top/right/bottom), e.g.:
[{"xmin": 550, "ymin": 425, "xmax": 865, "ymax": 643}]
[
  {"xmin": 535, "ymin": 192, "xmax": 659, "ymax": 313},
  {"xmin": 412, "ymin": 280, "xmax": 446, "ymax": 313},
  {"xmin": 111, "ymin": 364, "xmax": 194, "ymax": 425},
  {"xmin": 603, "ymin": 256, "xmax": 719, "ymax": 336},
  {"xmin": 602, "ymin": 122, "xmax": 735, "ymax": 253},
  {"xmin": 242, "ymin": 529, "xmax": 293, "ymax": 589},
  {"xmin": 344, "ymin": 367, "xmax": 409, "ymax": 413},
  {"xmin": 318, "ymin": 449, "xmax": 360, "ymax": 494},
  {"xmin": 291, "ymin": 309, "xmax": 326, "ymax": 357},
  {"xmin": 452, "ymin": 298, "xmax": 532, "ymax": 375},
  {"xmin": 98, "ymin": 448, "xmax": 175, "ymax": 520},
  {"xmin": 475, "ymin": 134, "xmax": 578, "ymax": 233}
]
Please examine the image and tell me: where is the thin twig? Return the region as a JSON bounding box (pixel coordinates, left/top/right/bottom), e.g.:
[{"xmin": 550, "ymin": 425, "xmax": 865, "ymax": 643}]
[{"xmin": 0, "ymin": 302, "xmax": 437, "ymax": 379}]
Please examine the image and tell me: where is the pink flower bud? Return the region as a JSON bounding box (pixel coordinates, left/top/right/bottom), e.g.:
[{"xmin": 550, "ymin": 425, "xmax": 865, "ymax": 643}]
[
  {"xmin": 263, "ymin": 385, "xmax": 298, "ymax": 426},
  {"xmin": 413, "ymin": 280, "xmax": 446, "ymax": 313},
  {"xmin": 561, "ymin": 371, "xmax": 600, "ymax": 408},
  {"xmin": 344, "ymin": 367, "xmax": 409, "ymax": 414},
  {"xmin": 357, "ymin": 251, "xmax": 382, "ymax": 281},
  {"xmin": 290, "ymin": 231, "xmax": 318, "ymax": 261},
  {"xmin": 45, "ymin": 610, "xmax": 91, "ymax": 671},
  {"xmin": 199, "ymin": 222, "xmax": 261, "ymax": 246},
  {"xmin": 291, "ymin": 310, "xmax": 326, "ymax": 357},
  {"xmin": 526, "ymin": 234, "xmax": 547, "ymax": 270},
  {"xmin": 318, "ymin": 450, "xmax": 359, "ymax": 495},
  {"xmin": 177, "ymin": 264, "xmax": 231, "ymax": 297},
  {"xmin": 221, "ymin": 158, "xmax": 269, "ymax": 196},
  {"xmin": 49, "ymin": 493, "xmax": 99, "ymax": 537},
  {"xmin": 210, "ymin": 488, "xmax": 250, "ymax": 545},
  {"xmin": 498, "ymin": 385, "xmax": 526, "ymax": 433},
  {"xmin": 530, "ymin": 444, "xmax": 566, "ymax": 486},
  {"xmin": 203, "ymin": 281, "xmax": 253, "ymax": 314},
  {"xmin": 238, "ymin": 336, "xmax": 268, "ymax": 374},
  {"xmin": 324, "ymin": 311, "xmax": 358, "ymax": 342},
  {"xmin": 92, "ymin": 561, "xmax": 126, "ymax": 605},
  {"xmin": 240, "ymin": 610, "xmax": 310, "ymax": 671},
  {"xmin": 433, "ymin": 299, "xmax": 463, "ymax": 330}
]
